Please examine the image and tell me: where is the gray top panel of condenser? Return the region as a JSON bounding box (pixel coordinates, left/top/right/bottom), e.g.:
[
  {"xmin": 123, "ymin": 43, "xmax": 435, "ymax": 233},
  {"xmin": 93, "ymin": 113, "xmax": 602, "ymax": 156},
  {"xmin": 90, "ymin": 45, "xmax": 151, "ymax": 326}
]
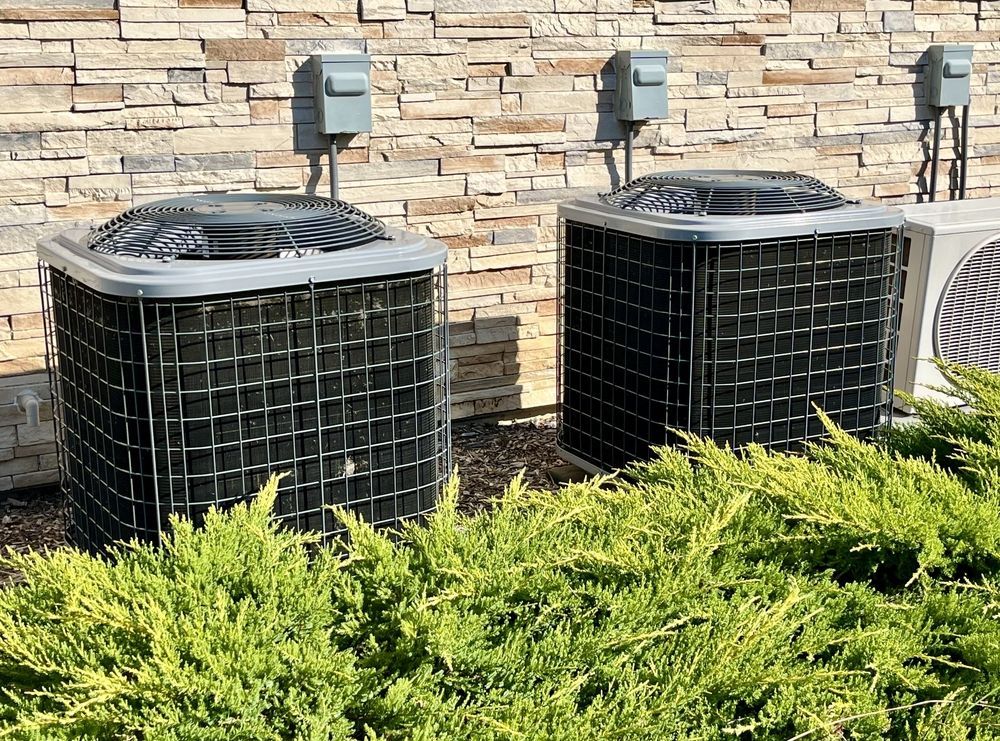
[
  {"xmin": 559, "ymin": 195, "xmax": 904, "ymax": 242},
  {"xmin": 37, "ymin": 227, "xmax": 447, "ymax": 299}
]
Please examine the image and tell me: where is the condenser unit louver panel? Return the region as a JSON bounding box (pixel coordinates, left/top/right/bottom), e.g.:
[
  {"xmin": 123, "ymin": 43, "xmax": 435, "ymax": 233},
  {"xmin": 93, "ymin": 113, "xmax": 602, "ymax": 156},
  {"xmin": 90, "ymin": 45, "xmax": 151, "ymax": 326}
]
[
  {"xmin": 558, "ymin": 170, "xmax": 904, "ymax": 474},
  {"xmin": 895, "ymin": 197, "xmax": 1000, "ymax": 410},
  {"xmin": 39, "ymin": 194, "xmax": 450, "ymax": 552}
]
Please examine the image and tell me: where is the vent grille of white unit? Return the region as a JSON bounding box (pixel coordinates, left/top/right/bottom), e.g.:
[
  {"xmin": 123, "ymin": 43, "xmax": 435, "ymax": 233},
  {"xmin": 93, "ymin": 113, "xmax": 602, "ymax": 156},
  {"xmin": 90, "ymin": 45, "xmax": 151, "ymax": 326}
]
[{"xmin": 935, "ymin": 237, "xmax": 1000, "ymax": 373}]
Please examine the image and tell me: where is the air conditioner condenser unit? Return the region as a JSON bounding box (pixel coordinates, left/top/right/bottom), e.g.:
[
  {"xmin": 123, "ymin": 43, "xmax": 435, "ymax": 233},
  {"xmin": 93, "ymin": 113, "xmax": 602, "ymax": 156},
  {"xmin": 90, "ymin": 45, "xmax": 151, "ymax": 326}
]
[
  {"xmin": 895, "ymin": 197, "xmax": 1000, "ymax": 411},
  {"xmin": 557, "ymin": 170, "xmax": 905, "ymax": 474},
  {"xmin": 38, "ymin": 193, "xmax": 451, "ymax": 552}
]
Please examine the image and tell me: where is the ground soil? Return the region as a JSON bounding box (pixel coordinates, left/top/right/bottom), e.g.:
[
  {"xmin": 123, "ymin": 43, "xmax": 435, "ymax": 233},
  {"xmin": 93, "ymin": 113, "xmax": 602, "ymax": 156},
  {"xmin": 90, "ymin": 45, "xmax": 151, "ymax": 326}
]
[{"xmin": 0, "ymin": 416, "xmax": 561, "ymax": 583}]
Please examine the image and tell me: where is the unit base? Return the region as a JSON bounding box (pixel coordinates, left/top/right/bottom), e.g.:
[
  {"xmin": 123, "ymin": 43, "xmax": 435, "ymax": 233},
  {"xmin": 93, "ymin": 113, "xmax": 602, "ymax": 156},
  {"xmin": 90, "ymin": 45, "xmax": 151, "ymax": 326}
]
[{"xmin": 555, "ymin": 445, "xmax": 606, "ymax": 477}]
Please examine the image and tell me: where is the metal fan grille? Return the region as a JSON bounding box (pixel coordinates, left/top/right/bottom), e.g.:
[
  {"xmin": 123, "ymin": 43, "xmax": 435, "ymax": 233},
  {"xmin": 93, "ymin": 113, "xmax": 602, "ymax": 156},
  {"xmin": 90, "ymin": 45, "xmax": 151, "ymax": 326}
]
[
  {"xmin": 557, "ymin": 220, "xmax": 899, "ymax": 472},
  {"xmin": 601, "ymin": 170, "xmax": 850, "ymax": 216},
  {"xmin": 88, "ymin": 194, "xmax": 389, "ymax": 260},
  {"xmin": 936, "ymin": 237, "xmax": 1000, "ymax": 373},
  {"xmin": 41, "ymin": 266, "xmax": 450, "ymax": 552}
]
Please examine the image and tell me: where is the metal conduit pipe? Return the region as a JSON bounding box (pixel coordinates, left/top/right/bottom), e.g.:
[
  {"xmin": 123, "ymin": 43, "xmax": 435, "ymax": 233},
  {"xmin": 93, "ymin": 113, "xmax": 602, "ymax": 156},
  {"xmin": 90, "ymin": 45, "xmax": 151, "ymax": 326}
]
[
  {"xmin": 328, "ymin": 135, "xmax": 339, "ymax": 200},
  {"xmin": 624, "ymin": 122, "xmax": 634, "ymax": 184},
  {"xmin": 929, "ymin": 106, "xmax": 943, "ymax": 202},
  {"xmin": 959, "ymin": 103, "xmax": 970, "ymax": 200}
]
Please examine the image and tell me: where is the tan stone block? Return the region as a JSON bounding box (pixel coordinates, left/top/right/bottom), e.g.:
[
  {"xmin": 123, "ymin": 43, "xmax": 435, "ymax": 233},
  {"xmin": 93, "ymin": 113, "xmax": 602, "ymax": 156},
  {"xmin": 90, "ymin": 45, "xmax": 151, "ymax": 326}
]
[
  {"xmin": 67, "ymin": 173, "xmax": 130, "ymax": 202},
  {"xmin": 435, "ymin": 11, "xmax": 529, "ymax": 26},
  {"xmin": 474, "ymin": 115, "xmax": 564, "ymax": 135},
  {"xmin": 508, "ymin": 58, "xmax": 535, "ymax": 76},
  {"xmin": 174, "ymin": 123, "xmax": 292, "ymax": 153},
  {"xmin": 77, "ymin": 67, "xmax": 171, "ymax": 84},
  {"xmin": 521, "ymin": 91, "xmax": 598, "ymax": 114},
  {"xmin": 0, "ymin": 66, "xmax": 72, "ymax": 84},
  {"xmin": 27, "ymin": 19, "xmax": 118, "ymax": 37},
  {"xmin": 0, "ymin": 287, "xmax": 41, "ymax": 316},
  {"xmin": 0, "ymin": 53, "xmax": 71, "ymax": 69},
  {"xmin": 46, "ymin": 201, "xmax": 125, "ymax": 221},
  {"xmin": 0, "ymin": 334, "xmax": 43, "ymax": 365},
  {"xmin": 766, "ymin": 102, "xmax": 815, "ymax": 117},
  {"xmin": 441, "ymin": 154, "xmax": 505, "ymax": 174},
  {"xmin": 0, "ymin": 179, "xmax": 43, "ymax": 198},
  {"xmin": 475, "ymin": 131, "xmax": 564, "ymax": 147},
  {"xmin": 246, "ymin": 0, "xmax": 356, "ymax": 10},
  {"xmin": 341, "ymin": 174, "xmax": 467, "ymax": 203},
  {"xmin": 0, "ymin": 154, "xmax": 89, "ymax": 181},
  {"xmin": 396, "ymin": 53, "xmax": 467, "ymax": 79},
  {"xmin": 791, "ymin": 0, "xmax": 865, "ymax": 8},
  {"xmin": 0, "ymin": 20, "xmax": 29, "ymax": 38},
  {"xmin": 0, "ymin": 7, "xmax": 117, "ymax": 19},
  {"xmin": 360, "ymin": 0, "xmax": 405, "ymax": 20},
  {"xmin": 254, "ymin": 167, "xmax": 301, "ymax": 188},
  {"xmin": 334, "ymin": 159, "xmax": 437, "ymax": 183},
  {"xmin": 72, "ymin": 84, "xmax": 123, "ymax": 105},
  {"xmin": 762, "ymin": 68, "xmax": 855, "ymax": 85},
  {"xmin": 536, "ymin": 58, "xmax": 610, "ymax": 75},
  {"xmin": 206, "ymin": 38, "xmax": 285, "ymax": 60},
  {"xmin": 72, "ymin": 38, "xmax": 125, "ymax": 52},
  {"xmin": 436, "ymin": 25, "xmax": 527, "ymax": 38},
  {"xmin": 87, "ymin": 128, "xmax": 171, "ymax": 155},
  {"xmin": 125, "ymin": 40, "xmax": 207, "ymax": 54},
  {"xmin": 450, "ymin": 267, "xmax": 531, "ymax": 294},
  {"xmin": 467, "ymin": 170, "xmax": 506, "ymax": 195},
  {"xmin": 69, "ymin": 99, "xmax": 116, "ymax": 112},
  {"xmin": 76, "ymin": 53, "xmax": 205, "ymax": 69},
  {"xmin": 442, "ymin": 233, "xmax": 491, "ymax": 249},
  {"xmin": 0, "ymin": 85, "xmax": 71, "ymax": 113},
  {"xmin": 41, "ymin": 130, "xmax": 85, "ymax": 149},
  {"xmin": 406, "ymin": 196, "xmax": 476, "ymax": 216},
  {"xmin": 9, "ymin": 313, "xmax": 43, "ymax": 332},
  {"xmin": 228, "ymin": 61, "xmax": 286, "ymax": 83},
  {"xmin": 465, "ymin": 63, "xmax": 503, "ymax": 78},
  {"xmin": 400, "ymin": 97, "xmax": 500, "ymax": 119},
  {"xmin": 501, "ymin": 75, "xmax": 574, "ymax": 93},
  {"xmin": 249, "ymin": 98, "xmax": 280, "ymax": 121},
  {"xmin": 532, "ymin": 13, "xmax": 597, "ymax": 36}
]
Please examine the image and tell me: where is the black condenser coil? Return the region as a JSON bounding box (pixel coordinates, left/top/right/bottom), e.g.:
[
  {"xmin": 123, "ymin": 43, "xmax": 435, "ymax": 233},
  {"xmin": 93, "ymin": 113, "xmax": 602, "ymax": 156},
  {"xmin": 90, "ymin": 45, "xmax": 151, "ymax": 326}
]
[
  {"xmin": 38, "ymin": 194, "xmax": 450, "ymax": 552},
  {"xmin": 557, "ymin": 170, "xmax": 904, "ymax": 474}
]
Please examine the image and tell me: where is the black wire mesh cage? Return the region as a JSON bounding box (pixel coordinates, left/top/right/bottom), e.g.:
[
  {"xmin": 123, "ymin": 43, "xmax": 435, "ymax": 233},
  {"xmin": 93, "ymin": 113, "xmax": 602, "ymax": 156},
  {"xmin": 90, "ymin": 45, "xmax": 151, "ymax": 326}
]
[
  {"xmin": 38, "ymin": 194, "xmax": 451, "ymax": 552},
  {"xmin": 557, "ymin": 169, "xmax": 905, "ymax": 474}
]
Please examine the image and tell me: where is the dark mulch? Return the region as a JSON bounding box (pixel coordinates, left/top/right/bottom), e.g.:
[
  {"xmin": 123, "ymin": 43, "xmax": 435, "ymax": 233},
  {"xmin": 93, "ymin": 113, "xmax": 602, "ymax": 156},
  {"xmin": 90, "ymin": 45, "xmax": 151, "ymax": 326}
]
[
  {"xmin": 0, "ymin": 487, "xmax": 65, "ymax": 584},
  {"xmin": 452, "ymin": 414, "xmax": 561, "ymax": 513},
  {"xmin": 0, "ymin": 417, "xmax": 562, "ymax": 583}
]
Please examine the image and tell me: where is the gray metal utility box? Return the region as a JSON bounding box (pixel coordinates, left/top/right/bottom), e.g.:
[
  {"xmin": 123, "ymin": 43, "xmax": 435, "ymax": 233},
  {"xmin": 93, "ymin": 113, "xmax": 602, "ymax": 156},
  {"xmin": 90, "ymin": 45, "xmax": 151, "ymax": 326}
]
[{"xmin": 614, "ymin": 49, "xmax": 669, "ymax": 122}]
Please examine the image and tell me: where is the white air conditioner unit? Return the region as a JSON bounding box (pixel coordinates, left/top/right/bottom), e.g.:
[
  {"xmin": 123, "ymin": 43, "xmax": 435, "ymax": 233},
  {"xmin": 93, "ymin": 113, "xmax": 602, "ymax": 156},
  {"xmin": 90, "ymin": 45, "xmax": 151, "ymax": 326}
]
[{"xmin": 895, "ymin": 197, "xmax": 1000, "ymax": 411}]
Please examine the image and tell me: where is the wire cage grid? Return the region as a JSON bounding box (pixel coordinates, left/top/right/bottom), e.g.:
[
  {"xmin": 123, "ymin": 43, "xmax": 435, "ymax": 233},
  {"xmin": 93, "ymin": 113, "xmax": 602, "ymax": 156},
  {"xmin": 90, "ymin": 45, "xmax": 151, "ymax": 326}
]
[
  {"xmin": 556, "ymin": 218, "xmax": 903, "ymax": 473},
  {"xmin": 40, "ymin": 262, "xmax": 451, "ymax": 552}
]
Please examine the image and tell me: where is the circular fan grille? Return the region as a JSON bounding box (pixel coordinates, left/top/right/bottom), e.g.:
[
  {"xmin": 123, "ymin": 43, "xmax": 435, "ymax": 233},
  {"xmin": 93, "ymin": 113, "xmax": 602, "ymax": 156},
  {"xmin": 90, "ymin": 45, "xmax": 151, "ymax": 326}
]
[
  {"xmin": 935, "ymin": 237, "xmax": 1000, "ymax": 373},
  {"xmin": 601, "ymin": 169, "xmax": 850, "ymax": 216},
  {"xmin": 88, "ymin": 194, "xmax": 390, "ymax": 260}
]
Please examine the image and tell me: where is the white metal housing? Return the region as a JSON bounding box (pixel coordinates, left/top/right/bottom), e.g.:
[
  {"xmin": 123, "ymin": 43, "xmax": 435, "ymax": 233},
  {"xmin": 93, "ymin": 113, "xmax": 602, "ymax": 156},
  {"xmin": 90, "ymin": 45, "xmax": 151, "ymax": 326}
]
[{"xmin": 895, "ymin": 197, "xmax": 1000, "ymax": 410}]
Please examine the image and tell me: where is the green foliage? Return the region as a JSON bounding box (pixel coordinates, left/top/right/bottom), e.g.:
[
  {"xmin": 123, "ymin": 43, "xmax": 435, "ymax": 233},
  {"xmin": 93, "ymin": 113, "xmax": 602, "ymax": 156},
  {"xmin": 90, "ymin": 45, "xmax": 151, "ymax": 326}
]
[{"xmin": 6, "ymin": 364, "xmax": 1000, "ymax": 738}]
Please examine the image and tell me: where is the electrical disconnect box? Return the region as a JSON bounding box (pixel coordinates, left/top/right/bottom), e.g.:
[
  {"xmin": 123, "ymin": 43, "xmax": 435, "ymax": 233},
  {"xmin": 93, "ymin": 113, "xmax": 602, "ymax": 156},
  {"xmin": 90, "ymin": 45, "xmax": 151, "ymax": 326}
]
[
  {"xmin": 926, "ymin": 44, "xmax": 973, "ymax": 107},
  {"xmin": 311, "ymin": 53, "xmax": 372, "ymax": 135},
  {"xmin": 614, "ymin": 50, "xmax": 669, "ymax": 122}
]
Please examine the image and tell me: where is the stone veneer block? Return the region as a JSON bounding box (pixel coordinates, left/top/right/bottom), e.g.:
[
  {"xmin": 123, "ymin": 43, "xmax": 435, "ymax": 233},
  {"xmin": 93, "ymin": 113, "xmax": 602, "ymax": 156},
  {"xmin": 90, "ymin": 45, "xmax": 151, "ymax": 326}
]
[
  {"xmin": 205, "ymin": 38, "xmax": 286, "ymax": 61},
  {"xmin": 360, "ymin": 0, "xmax": 406, "ymax": 20}
]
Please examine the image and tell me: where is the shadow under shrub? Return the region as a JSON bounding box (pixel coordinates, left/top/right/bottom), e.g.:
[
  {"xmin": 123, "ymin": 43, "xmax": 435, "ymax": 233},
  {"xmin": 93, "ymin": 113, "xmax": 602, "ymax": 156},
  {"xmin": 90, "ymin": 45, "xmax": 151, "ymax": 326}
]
[{"xmin": 3, "ymin": 359, "xmax": 1000, "ymax": 739}]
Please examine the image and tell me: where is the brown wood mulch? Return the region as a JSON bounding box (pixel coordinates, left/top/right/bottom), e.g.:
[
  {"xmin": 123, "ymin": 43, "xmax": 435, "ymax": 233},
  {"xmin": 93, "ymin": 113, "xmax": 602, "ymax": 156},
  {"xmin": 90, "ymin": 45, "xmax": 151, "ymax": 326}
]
[{"xmin": 0, "ymin": 416, "xmax": 562, "ymax": 584}]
